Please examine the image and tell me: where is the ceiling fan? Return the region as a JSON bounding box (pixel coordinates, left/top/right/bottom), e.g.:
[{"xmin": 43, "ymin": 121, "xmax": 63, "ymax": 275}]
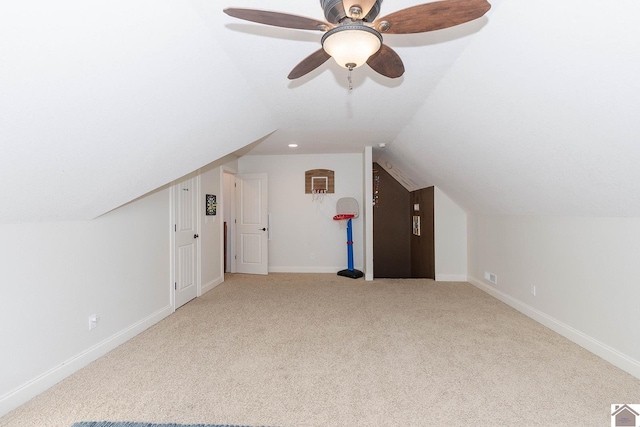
[{"xmin": 223, "ymin": 0, "xmax": 491, "ymax": 81}]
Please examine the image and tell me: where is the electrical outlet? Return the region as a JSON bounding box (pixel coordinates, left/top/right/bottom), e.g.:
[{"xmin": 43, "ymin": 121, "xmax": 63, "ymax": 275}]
[
  {"xmin": 530, "ymin": 285, "xmax": 536, "ymax": 296},
  {"xmin": 310, "ymin": 253, "xmax": 315, "ymax": 260},
  {"xmin": 89, "ymin": 314, "xmax": 98, "ymax": 330}
]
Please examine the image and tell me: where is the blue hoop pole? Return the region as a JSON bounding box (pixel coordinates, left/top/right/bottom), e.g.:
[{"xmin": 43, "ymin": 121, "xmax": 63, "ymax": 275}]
[{"xmin": 346, "ymin": 218, "xmax": 354, "ymax": 271}]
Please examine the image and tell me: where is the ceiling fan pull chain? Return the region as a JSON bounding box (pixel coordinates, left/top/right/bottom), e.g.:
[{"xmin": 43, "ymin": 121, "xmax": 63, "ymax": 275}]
[{"xmin": 347, "ymin": 63, "xmax": 355, "ymax": 90}]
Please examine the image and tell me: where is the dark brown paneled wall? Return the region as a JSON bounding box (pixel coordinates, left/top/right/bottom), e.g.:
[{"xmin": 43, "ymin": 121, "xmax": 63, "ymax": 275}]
[
  {"xmin": 372, "ymin": 163, "xmax": 411, "ymax": 278},
  {"xmin": 410, "ymin": 186, "xmax": 435, "ymax": 279},
  {"xmin": 372, "ymin": 163, "xmax": 435, "ymax": 279}
]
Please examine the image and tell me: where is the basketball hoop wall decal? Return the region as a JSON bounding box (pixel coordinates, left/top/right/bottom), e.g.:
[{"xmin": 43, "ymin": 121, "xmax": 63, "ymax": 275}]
[
  {"xmin": 311, "ymin": 176, "xmax": 328, "ymax": 202},
  {"xmin": 305, "ymin": 169, "xmax": 334, "ymax": 191},
  {"xmin": 306, "ymin": 169, "xmax": 334, "ymax": 203}
]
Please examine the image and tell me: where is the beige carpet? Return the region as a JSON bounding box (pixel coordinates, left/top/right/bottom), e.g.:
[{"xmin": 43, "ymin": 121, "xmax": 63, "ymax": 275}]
[{"xmin": 2, "ymin": 273, "xmax": 640, "ymax": 427}]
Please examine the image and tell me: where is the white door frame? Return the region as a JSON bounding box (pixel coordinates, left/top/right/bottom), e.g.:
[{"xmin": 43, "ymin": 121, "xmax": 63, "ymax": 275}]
[
  {"xmin": 222, "ymin": 167, "xmax": 237, "ymax": 273},
  {"xmin": 169, "ymin": 173, "xmax": 201, "ymax": 311}
]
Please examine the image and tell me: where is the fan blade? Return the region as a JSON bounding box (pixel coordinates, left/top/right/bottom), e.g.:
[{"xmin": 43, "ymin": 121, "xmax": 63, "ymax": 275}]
[
  {"xmin": 366, "ymin": 44, "xmax": 405, "ymax": 78},
  {"xmin": 224, "ymin": 8, "xmax": 332, "ymax": 31},
  {"xmin": 373, "ymin": 0, "xmax": 491, "ymax": 34},
  {"xmin": 288, "ymin": 49, "xmax": 332, "ymax": 79},
  {"xmin": 342, "ymin": 0, "xmax": 377, "ymax": 20}
]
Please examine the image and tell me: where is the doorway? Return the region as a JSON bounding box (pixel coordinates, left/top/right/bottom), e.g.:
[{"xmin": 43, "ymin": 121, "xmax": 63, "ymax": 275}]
[
  {"xmin": 172, "ymin": 173, "xmax": 200, "ymax": 309},
  {"xmin": 222, "ymin": 171, "xmax": 269, "ymax": 275},
  {"xmin": 235, "ymin": 173, "xmax": 269, "ymax": 275},
  {"xmin": 223, "ymin": 170, "xmax": 236, "ymax": 273},
  {"xmin": 372, "ymin": 163, "xmax": 434, "ymax": 279}
]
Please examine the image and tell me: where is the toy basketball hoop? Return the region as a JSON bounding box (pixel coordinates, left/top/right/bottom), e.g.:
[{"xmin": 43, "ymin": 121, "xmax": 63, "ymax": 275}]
[
  {"xmin": 336, "ymin": 197, "xmax": 359, "ymax": 218},
  {"xmin": 333, "ymin": 198, "xmax": 358, "ymax": 229},
  {"xmin": 334, "ymin": 198, "xmax": 363, "ymax": 279},
  {"xmin": 333, "ymin": 213, "xmax": 355, "ymax": 221}
]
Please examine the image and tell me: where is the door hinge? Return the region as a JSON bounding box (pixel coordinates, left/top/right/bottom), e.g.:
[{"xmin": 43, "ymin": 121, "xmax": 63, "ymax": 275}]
[
  {"xmin": 174, "ymin": 224, "xmax": 176, "ymax": 232},
  {"xmin": 174, "ymin": 282, "xmax": 177, "ymax": 290}
]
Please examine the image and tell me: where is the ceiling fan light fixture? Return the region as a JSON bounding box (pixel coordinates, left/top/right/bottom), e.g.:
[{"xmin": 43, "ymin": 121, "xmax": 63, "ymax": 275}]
[{"xmin": 321, "ymin": 24, "xmax": 382, "ymax": 69}]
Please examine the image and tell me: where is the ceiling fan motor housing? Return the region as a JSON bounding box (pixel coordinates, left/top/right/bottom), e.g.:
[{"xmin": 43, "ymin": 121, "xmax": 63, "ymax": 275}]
[{"xmin": 320, "ymin": 0, "xmax": 382, "ymax": 24}]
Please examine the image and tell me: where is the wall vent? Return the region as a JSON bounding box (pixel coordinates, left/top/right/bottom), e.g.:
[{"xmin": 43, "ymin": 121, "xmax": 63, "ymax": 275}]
[{"xmin": 484, "ymin": 271, "xmax": 497, "ymax": 284}]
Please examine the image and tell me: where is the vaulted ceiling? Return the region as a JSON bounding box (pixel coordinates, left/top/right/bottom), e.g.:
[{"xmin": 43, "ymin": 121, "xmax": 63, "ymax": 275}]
[{"xmin": 2, "ymin": 0, "xmax": 640, "ymax": 223}]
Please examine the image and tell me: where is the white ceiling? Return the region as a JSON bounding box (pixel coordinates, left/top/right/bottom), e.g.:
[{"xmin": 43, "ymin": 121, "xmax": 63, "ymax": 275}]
[
  {"xmin": 206, "ymin": 0, "xmax": 502, "ymax": 156},
  {"xmin": 2, "ymin": 0, "xmax": 640, "ymax": 222}
]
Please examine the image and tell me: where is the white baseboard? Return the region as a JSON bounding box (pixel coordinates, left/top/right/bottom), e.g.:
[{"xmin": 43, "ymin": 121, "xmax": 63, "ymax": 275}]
[
  {"xmin": 0, "ymin": 305, "xmax": 173, "ymax": 417},
  {"xmin": 201, "ymin": 276, "xmax": 223, "ymax": 295},
  {"xmin": 467, "ymin": 276, "xmax": 640, "ymax": 380},
  {"xmin": 436, "ymin": 274, "xmax": 468, "ymax": 282},
  {"xmin": 268, "ymin": 266, "xmax": 346, "ymax": 273}
]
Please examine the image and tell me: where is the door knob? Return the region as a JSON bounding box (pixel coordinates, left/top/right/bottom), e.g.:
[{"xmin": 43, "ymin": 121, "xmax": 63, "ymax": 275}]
[
  {"xmin": 194, "ymin": 234, "xmax": 199, "ymax": 239},
  {"xmin": 259, "ymin": 228, "xmax": 266, "ymax": 231}
]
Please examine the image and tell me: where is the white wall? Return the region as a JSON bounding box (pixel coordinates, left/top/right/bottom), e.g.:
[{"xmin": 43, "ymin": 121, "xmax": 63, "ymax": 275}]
[
  {"xmin": 434, "ymin": 187, "xmax": 467, "ymax": 281},
  {"xmin": 0, "ymin": 188, "xmax": 172, "ymax": 416},
  {"xmin": 468, "ymin": 214, "xmax": 640, "ymax": 379},
  {"xmin": 199, "ymin": 164, "xmax": 225, "ymax": 294},
  {"xmin": 363, "ymin": 147, "xmax": 374, "ymax": 281},
  {"xmin": 238, "ymin": 153, "xmax": 364, "ymax": 273}
]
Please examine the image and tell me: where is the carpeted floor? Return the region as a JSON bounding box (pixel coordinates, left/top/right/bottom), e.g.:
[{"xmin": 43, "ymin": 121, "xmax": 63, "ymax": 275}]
[
  {"xmin": 2, "ymin": 273, "xmax": 640, "ymax": 427},
  {"xmin": 71, "ymin": 423, "xmax": 261, "ymax": 427}
]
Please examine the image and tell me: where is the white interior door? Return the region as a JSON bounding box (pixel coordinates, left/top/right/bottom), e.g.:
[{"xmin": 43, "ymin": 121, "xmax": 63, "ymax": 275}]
[
  {"xmin": 235, "ymin": 173, "xmax": 268, "ymax": 275},
  {"xmin": 174, "ymin": 175, "xmax": 199, "ymax": 308}
]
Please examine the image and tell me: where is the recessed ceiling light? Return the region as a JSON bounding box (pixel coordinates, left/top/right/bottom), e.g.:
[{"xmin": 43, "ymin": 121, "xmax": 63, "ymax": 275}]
[{"xmin": 288, "ymin": 144, "xmax": 298, "ymax": 148}]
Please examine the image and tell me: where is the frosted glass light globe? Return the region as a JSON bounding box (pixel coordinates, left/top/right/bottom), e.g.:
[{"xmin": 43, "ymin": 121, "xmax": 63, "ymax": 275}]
[{"xmin": 322, "ymin": 25, "xmax": 382, "ymax": 69}]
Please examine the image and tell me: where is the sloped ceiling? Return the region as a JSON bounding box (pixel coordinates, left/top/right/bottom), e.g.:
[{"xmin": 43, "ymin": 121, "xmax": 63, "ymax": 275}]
[
  {"xmin": 3, "ymin": 0, "xmax": 639, "ymax": 222},
  {"xmin": 0, "ymin": 1, "xmax": 275, "ymax": 222},
  {"xmin": 379, "ymin": 0, "xmax": 640, "ymax": 216}
]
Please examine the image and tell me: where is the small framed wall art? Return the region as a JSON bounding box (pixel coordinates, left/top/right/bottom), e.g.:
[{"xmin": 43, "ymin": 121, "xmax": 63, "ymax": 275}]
[
  {"xmin": 206, "ymin": 194, "xmax": 217, "ymax": 216},
  {"xmin": 412, "ymin": 215, "xmax": 421, "ymax": 236}
]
